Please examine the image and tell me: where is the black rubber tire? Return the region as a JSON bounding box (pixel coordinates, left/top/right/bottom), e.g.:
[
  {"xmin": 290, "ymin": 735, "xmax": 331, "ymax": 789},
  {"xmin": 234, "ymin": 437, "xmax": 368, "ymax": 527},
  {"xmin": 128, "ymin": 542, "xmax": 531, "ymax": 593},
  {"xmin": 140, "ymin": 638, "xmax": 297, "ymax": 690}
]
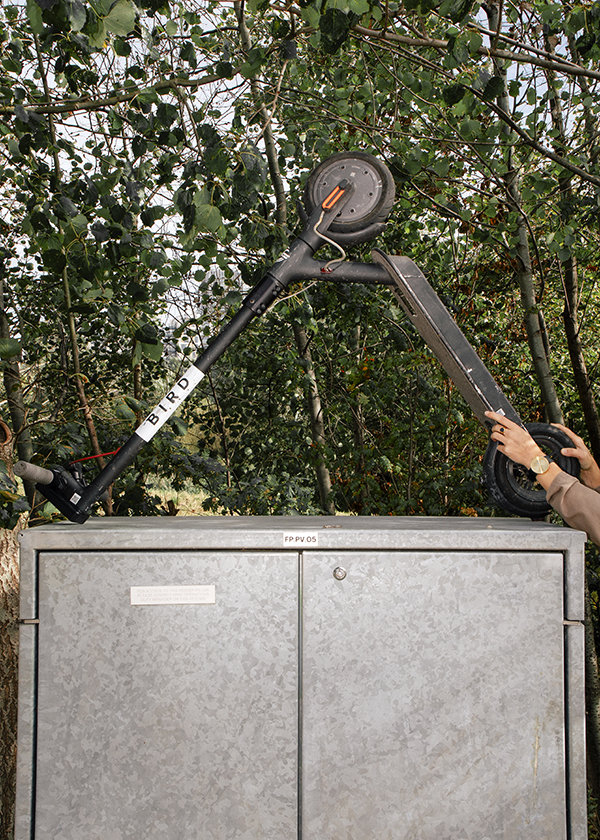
[
  {"xmin": 482, "ymin": 422, "xmax": 580, "ymax": 518},
  {"xmin": 303, "ymin": 151, "xmax": 395, "ymax": 245}
]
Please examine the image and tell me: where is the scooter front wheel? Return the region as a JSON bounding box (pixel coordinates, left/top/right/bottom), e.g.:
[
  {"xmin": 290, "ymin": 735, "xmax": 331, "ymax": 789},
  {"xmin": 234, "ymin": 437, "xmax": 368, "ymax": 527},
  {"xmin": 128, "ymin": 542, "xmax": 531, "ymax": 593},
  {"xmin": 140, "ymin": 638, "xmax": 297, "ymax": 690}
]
[{"xmin": 482, "ymin": 422, "xmax": 580, "ymax": 518}]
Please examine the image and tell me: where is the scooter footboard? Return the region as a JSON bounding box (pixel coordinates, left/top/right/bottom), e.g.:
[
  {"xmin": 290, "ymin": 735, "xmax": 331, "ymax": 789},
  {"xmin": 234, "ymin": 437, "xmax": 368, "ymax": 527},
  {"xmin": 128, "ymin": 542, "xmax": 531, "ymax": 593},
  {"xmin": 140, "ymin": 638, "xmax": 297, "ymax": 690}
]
[
  {"xmin": 371, "ymin": 249, "xmax": 521, "ymax": 429},
  {"xmin": 371, "ymin": 249, "xmax": 583, "ymax": 518}
]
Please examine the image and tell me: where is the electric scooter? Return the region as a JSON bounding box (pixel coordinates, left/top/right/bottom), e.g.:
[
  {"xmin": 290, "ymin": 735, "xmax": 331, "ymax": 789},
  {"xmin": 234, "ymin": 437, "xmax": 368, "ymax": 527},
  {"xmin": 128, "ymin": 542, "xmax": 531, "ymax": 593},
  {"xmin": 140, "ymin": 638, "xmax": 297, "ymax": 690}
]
[{"xmin": 14, "ymin": 151, "xmax": 578, "ymax": 521}]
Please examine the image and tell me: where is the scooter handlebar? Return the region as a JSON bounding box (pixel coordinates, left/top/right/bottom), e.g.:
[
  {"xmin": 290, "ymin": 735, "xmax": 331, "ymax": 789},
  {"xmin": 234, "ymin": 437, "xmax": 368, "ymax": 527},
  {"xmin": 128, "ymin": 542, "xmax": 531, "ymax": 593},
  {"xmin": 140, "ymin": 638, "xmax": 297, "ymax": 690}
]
[{"xmin": 14, "ymin": 460, "xmax": 55, "ymax": 485}]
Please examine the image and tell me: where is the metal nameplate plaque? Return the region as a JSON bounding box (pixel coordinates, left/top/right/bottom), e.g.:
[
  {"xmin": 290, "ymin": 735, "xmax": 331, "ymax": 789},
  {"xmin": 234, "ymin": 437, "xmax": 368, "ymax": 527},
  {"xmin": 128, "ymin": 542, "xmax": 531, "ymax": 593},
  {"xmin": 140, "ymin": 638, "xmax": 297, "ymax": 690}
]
[{"xmin": 130, "ymin": 585, "xmax": 216, "ymax": 606}]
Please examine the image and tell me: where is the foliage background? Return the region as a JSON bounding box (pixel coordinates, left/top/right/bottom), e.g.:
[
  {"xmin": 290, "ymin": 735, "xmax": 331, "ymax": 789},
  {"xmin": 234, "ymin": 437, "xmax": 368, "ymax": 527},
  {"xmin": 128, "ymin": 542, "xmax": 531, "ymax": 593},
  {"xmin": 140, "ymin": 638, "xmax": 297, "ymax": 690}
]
[{"xmin": 1, "ymin": 0, "xmax": 600, "ymax": 835}]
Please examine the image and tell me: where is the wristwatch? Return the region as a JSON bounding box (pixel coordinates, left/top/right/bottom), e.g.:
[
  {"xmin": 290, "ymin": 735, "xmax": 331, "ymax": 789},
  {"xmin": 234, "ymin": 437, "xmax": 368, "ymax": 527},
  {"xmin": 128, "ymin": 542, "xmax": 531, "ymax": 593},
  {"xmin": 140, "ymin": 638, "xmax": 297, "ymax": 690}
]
[{"xmin": 529, "ymin": 454, "xmax": 551, "ymax": 475}]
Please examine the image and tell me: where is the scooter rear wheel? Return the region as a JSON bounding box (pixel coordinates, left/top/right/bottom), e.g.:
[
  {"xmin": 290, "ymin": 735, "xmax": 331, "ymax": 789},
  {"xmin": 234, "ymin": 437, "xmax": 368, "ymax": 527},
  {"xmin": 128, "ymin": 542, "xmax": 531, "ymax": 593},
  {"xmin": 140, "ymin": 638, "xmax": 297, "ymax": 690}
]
[{"xmin": 303, "ymin": 151, "xmax": 395, "ymax": 246}]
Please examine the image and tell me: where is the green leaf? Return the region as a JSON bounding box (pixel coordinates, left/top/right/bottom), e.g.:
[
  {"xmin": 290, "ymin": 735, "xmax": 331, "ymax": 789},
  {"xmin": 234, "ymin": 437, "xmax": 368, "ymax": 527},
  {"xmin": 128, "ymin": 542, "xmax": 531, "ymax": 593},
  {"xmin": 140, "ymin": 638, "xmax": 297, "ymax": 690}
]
[
  {"xmin": 141, "ymin": 340, "xmax": 163, "ymax": 361},
  {"xmin": 432, "ymin": 158, "xmax": 450, "ymax": 176},
  {"xmin": 215, "ymin": 60, "xmax": 233, "ymax": 78},
  {"xmin": 0, "ymin": 338, "xmax": 21, "ymax": 360},
  {"xmin": 68, "ymin": 214, "xmax": 89, "ymax": 233},
  {"xmin": 442, "ymin": 83, "xmax": 465, "ymax": 105},
  {"xmin": 66, "ymin": 0, "xmax": 87, "ymax": 32},
  {"xmin": 404, "ymin": 157, "xmax": 421, "ymax": 175},
  {"xmin": 104, "ymin": 0, "xmax": 137, "ymax": 37},
  {"xmin": 143, "ymin": 250, "xmax": 167, "ymax": 269},
  {"xmin": 86, "ymin": 18, "xmax": 107, "ymax": 48},
  {"xmin": 446, "ymin": 32, "xmax": 470, "ymax": 64},
  {"xmin": 319, "ymin": 8, "xmax": 353, "ymax": 54},
  {"xmin": 113, "ymin": 37, "xmax": 131, "ymax": 56},
  {"xmin": 94, "ymin": 0, "xmax": 117, "ymax": 15},
  {"xmin": 136, "ymin": 86, "xmax": 159, "ymax": 105},
  {"xmin": 180, "ymin": 41, "xmax": 196, "ymax": 65},
  {"xmin": 222, "ymin": 290, "xmax": 242, "ymax": 307},
  {"xmin": 132, "ymin": 342, "xmax": 143, "ymax": 367},
  {"xmin": 57, "ymin": 196, "xmax": 78, "ymax": 218},
  {"xmin": 468, "ymin": 31, "xmax": 483, "ymax": 53},
  {"xmin": 152, "ymin": 277, "xmax": 170, "ymax": 295},
  {"xmin": 115, "ymin": 401, "xmax": 136, "ymax": 421},
  {"xmin": 41, "ymin": 249, "xmax": 67, "ymax": 272},
  {"xmin": 107, "ymin": 304, "xmax": 125, "ymax": 326},
  {"xmin": 347, "ymin": 0, "xmax": 370, "ymax": 13},
  {"xmin": 141, "ymin": 206, "xmax": 165, "ymax": 226},
  {"xmin": 26, "ymin": 0, "xmax": 43, "ymax": 34},
  {"xmin": 135, "ymin": 322, "xmax": 159, "ymax": 343},
  {"xmin": 301, "ymin": 5, "xmax": 320, "ymax": 28},
  {"xmin": 459, "ymin": 117, "xmax": 480, "ymax": 139},
  {"xmin": 482, "ymin": 76, "xmax": 505, "ymax": 100},
  {"xmin": 169, "ymin": 416, "xmax": 187, "ymax": 436},
  {"xmin": 195, "ymin": 203, "xmax": 222, "ymax": 232},
  {"xmin": 440, "ymin": 0, "xmax": 474, "ymax": 22}
]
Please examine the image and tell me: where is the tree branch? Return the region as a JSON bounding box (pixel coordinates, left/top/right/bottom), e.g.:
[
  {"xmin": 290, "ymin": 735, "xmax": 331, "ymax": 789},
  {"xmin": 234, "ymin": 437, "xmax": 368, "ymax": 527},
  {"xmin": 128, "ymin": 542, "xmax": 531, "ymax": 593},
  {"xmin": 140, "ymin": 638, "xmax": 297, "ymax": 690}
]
[
  {"xmin": 0, "ymin": 73, "xmax": 224, "ymax": 117},
  {"xmin": 353, "ymin": 24, "xmax": 600, "ymax": 84}
]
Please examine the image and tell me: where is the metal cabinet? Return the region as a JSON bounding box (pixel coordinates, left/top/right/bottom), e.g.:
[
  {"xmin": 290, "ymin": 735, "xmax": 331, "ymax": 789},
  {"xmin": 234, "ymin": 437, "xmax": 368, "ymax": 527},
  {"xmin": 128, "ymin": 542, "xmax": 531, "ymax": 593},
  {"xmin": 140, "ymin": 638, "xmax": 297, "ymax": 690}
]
[{"xmin": 16, "ymin": 517, "xmax": 587, "ymax": 839}]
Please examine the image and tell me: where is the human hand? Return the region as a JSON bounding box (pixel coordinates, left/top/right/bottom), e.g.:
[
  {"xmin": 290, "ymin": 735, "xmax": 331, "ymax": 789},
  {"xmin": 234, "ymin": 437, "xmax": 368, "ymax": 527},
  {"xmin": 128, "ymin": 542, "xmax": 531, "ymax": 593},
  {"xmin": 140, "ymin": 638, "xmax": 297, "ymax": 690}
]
[
  {"xmin": 484, "ymin": 411, "xmax": 542, "ymax": 468},
  {"xmin": 551, "ymin": 422, "xmax": 600, "ymax": 487}
]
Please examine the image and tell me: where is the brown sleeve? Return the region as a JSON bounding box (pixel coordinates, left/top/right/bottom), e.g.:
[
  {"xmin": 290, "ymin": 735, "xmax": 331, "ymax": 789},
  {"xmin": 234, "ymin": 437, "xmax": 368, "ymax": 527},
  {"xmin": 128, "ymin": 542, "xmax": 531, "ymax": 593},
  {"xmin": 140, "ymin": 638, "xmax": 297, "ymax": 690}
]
[{"xmin": 546, "ymin": 471, "xmax": 600, "ymax": 544}]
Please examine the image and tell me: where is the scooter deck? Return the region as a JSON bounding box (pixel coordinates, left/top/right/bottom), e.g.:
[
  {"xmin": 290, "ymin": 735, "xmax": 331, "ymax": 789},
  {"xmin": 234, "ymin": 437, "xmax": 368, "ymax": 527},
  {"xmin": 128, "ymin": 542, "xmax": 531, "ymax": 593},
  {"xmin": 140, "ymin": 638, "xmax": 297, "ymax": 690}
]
[{"xmin": 371, "ymin": 250, "xmax": 522, "ymax": 429}]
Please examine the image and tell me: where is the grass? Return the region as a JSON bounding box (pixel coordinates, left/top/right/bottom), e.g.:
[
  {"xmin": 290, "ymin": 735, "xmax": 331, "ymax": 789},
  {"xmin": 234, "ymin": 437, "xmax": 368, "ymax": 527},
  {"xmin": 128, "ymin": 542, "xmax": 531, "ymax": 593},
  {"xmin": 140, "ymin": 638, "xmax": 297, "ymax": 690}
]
[{"xmin": 148, "ymin": 477, "xmax": 214, "ymax": 516}]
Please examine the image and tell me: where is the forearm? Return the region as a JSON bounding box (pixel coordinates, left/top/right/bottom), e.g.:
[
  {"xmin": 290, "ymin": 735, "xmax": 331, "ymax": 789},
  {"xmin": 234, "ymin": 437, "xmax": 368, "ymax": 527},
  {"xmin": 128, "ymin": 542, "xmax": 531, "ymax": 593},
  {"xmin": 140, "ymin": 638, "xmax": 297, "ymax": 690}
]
[{"xmin": 546, "ymin": 472, "xmax": 600, "ymax": 544}]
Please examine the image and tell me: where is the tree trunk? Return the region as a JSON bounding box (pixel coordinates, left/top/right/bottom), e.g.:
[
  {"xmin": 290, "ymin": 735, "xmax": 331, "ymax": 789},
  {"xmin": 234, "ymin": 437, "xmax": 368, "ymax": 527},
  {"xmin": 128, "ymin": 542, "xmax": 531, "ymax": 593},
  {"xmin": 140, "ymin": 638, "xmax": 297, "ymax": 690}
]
[
  {"xmin": 485, "ymin": 1, "xmax": 564, "ymax": 423},
  {"xmin": 0, "ymin": 278, "xmax": 35, "ymax": 507},
  {"xmin": 34, "ymin": 35, "xmax": 113, "ymax": 515},
  {"xmin": 545, "ymin": 32, "xmax": 600, "ymax": 809},
  {"xmin": 0, "ymin": 526, "xmax": 20, "ymax": 840},
  {"xmin": 560, "ymin": 258, "xmax": 600, "ymax": 462},
  {"xmin": 543, "ymin": 33, "xmax": 600, "ymax": 462},
  {"xmin": 292, "ymin": 321, "xmax": 335, "ymax": 514},
  {"xmin": 234, "ymin": 3, "xmax": 288, "ymax": 220},
  {"xmin": 235, "ymin": 0, "xmax": 336, "ymax": 511},
  {"xmin": 348, "ymin": 324, "xmax": 368, "ymax": 512}
]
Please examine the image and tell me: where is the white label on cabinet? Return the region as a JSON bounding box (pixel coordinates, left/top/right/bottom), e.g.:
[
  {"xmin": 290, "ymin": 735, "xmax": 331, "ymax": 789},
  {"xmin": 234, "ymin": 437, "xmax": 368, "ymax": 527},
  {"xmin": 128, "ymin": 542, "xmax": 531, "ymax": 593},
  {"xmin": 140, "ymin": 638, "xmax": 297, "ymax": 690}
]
[
  {"xmin": 283, "ymin": 531, "xmax": 319, "ymax": 547},
  {"xmin": 130, "ymin": 585, "xmax": 216, "ymax": 606}
]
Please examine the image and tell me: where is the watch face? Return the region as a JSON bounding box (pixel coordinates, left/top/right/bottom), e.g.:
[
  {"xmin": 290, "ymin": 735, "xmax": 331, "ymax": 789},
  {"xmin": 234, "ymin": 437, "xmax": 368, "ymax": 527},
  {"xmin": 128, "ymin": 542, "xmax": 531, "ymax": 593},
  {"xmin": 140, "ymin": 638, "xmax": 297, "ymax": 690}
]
[{"xmin": 530, "ymin": 455, "xmax": 550, "ymax": 475}]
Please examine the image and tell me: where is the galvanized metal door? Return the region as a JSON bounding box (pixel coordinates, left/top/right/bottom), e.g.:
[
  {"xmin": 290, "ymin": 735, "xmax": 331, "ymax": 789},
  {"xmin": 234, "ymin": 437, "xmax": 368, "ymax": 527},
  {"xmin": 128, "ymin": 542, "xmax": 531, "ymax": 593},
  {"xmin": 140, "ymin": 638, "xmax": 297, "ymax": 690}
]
[
  {"xmin": 302, "ymin": 550, "xmax": 566, "ymax": 840},
  {"xmin": 32, "ymin": 550, "xmax": 298, "ymax": 840}
]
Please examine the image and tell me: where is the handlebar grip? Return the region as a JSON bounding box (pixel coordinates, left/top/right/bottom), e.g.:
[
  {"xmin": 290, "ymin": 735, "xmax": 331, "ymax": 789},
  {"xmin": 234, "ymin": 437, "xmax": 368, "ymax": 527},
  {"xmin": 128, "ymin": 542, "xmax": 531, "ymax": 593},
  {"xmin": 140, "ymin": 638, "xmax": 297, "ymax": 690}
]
[{"xmin": 14, "ymin": 461, "xmax": 55, "ymax": 485}]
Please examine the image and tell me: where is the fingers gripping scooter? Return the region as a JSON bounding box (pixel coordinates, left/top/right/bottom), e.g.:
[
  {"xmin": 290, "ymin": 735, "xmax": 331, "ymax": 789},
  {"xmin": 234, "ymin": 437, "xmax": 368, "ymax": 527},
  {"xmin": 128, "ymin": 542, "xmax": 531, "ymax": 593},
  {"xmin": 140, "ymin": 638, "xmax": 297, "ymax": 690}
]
[{"xmin": 15, "ymin": 152, "xmax": 578, "ymax": 522}]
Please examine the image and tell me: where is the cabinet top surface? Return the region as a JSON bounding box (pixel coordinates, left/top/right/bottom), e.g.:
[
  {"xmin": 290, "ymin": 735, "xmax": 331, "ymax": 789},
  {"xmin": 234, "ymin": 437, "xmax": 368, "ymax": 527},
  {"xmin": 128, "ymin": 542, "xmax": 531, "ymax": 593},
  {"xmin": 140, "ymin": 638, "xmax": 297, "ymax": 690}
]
[{"xmin": 19, "ymin": 514, "xmax": 586, "ymax": 553}]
